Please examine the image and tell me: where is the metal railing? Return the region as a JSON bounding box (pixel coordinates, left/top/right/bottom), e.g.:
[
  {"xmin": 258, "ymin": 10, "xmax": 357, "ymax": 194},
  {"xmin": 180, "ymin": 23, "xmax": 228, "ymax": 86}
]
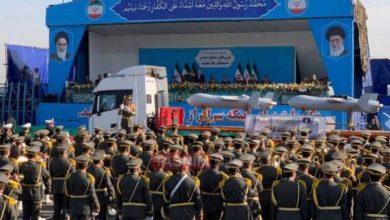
[{"xmin": 0, "ymin": 82, "xmax": 37, "ymax": 124}]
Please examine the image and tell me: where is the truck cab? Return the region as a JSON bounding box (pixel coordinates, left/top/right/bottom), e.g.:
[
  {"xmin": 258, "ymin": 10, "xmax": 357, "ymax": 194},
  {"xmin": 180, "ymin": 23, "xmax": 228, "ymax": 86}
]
[{"xmin": 89, "ymin": 65, "xmax": 169, "ymax": 132}]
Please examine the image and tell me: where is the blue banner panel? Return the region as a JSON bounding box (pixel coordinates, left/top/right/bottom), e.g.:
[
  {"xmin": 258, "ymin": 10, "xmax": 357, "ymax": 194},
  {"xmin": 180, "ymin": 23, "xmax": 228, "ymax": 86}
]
[
  {"xmin": 370, "ymin": 59, "xmax": 390, "ymax": 96},
  {"xmin": 46, "ymin": 0, "xmax": 353, "ymax": 27},
  {"xmin": 140, "ymin": 47, "xmax": 295, "ymax": 84},
  {"xmin": 379, "ymin": 106, "xmax": 390, "ymax": 131},
  {"xmin": 111, "ymin": 0, "xmax": 279, "ymax": 21},
  {"xmin": 308, "ymin": 18, "xmax": 354, "ymax": 96},
  {"xmin": 6, "ymin": 44, "xmax": 48, "ymax": 85},
  {"xmin": 47, "ymin": 25, "xmax": 87, "ymax": 98},
  {"xmin": 36, "ymin": 103, "xmax": 91, "ymax": 128}
]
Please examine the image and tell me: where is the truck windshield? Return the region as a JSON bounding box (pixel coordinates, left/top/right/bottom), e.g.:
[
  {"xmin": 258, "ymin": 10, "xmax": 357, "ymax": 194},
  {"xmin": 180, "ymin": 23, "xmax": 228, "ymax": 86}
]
[{"xmin": 93, "ymin": 90, "xmax": 132, "ymax": 114}]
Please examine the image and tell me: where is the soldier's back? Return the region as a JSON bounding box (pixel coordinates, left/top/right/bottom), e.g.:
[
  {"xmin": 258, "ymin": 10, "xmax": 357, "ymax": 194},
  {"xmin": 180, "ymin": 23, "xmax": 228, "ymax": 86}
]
[
  {"xmin": 0, "ymin": 196, "xmax": 17, "ymax": 220},
  {"xmin": 118, "ymin": 174, "xmax": 152, "ymax": 218},
  {"xmin": 222, "ymin": 175, "xmax": 252, "ymax": 220},
  {"xmin": 111, "ymin": 154, "xmax": 129, "ymax": 177},
  {"xmin": 272, "ymin": 179, "xmax": 307, "ymax": 220},
  {"xmin": 357, "ymin": 182, "xmax": 390, "ymax": 219},
  {"xmin": 50, "ymin": 157, "xmax": 73, "ymax": 194},
  {"xmin": 66, "ymin": 171, "xmax": 93, "ymax": 215},
  {"xmin": 313, "ymin": 179, "xmax": 347, "ymax": 220},
  {"xmin": 148, "ymin": 170, "xmax": 169, "ymax": 219}
]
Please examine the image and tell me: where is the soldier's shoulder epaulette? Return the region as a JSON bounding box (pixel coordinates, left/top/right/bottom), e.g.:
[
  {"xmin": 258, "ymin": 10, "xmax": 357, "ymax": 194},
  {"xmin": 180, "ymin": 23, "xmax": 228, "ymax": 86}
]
[
  {"xmin": 252, "ymin": 167, "xmax": 261, "ymax": 173},
  {"xmin": 343, "ymin": 167, "xmax": 353, "ymax": 175},
  {"xmin": 192, "ymin": 176, "xmax": 200, "ymax": 187},
  {"xmin": 312, "ymin": 179, "xmax": 320, "ymax": 190},
  {"xmin": 244, "ymin": 178, "xmax": 252, "ymax": 188},
  {"xmin": 341, "ymin": 178, "xmax": 352, "ymax": 188},
  {"xmin": 308, "ymin": 173, "xmax": 318, "ymax": 181},
  {"xmin": 357, "ymin": 183, "xmax": 366, "ymax": 192},
  {"xmin": 38, "ymin": 160, "xmax": 47, "ymax": 168},
  {"xmin": 384, "ymin": 185, "xmax": 390, "ymax": 191},
  {"xmin": 356, "ymin": 172, "xmax": 363, "ymax": 180},
  {"xmin": 220, "ymin": 171, "xmax": 229, "ymax": 180},
  {"xmin": 103, "ymin": 167, "xmax": 111, "ymax": 176},
  {"xmin": 338, "ymin": 181, "xmax": 348, "ymax": 192},
  {"xmin": 298, "ymin": 179, "xmax": 307, "ymax": 189},
  {"xmin": 2, "ymin": 195, "xmax": 17, "ymax": 206},
  {"xmin": 69, "ymin": 146, "xmax": 75, "ymax": 152},
  {"xmin": 141, "ymin": 175, "xmax": 150, "ymax": 185},
  {"xmin": 197, "ymin": 170, "xmax": 204, "ymax": 177},
  {"xmin": 8, "ymin": 179, "xmax": 21, "ymax": 189},
  {"xmin": 276, "ymin": 167, "xmax": 282, "ymax": 175},
  {"xmin": 272, "ymin": 180, "xmax": 280, "ymax": 188},
  {"xmin": 86, "ymin": 173, "xmax": 95, "ymax": 184},
  {"xmin": 69, "ymin": 158, "xmax": 76, "ymax": 167},
  {"xmin": 165, "ymin": 171, "xmax": 173, "ymax": 178},
  {"xmin": 253, "ymin": 172, "xmax": 263, "ymax": 182}
]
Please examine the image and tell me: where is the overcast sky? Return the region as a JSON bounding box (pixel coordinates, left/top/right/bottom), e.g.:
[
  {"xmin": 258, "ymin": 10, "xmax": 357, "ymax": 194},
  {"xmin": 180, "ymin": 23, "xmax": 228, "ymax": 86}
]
[{"xmin": 0, "ymin": 0, "xmax": 389, "ymax": 82}]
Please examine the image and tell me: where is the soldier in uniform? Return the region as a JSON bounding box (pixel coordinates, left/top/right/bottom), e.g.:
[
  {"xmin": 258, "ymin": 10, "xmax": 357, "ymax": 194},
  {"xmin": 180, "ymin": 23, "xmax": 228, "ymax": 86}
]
[
  {"xmin": 210, "ymin": 127, "xmax": 221, "ymax": 142},
  {"xmin": 111, "ymin": 140, "xmax": 131, "ymax": 217},
  {"xmin": 148, "ymin": 154, "xmax": 171, "ymax": 220},
  {"xmin": 271, "ymin": 163, "xmax": 308, "ymax": 220},
  {"xmin": 221, "ymin": 159, "xmax": 252, "ymax": 220},
  {"xmin": 117, "ymin": 157, "xmax": 153, "ymax": 220},
  {"xmin": 65, "ymin": 155, "xmax": 100, "ymax": 220},
  {"xmin": 51, "ymin": 125, "xmax": 64, "ymax": 140},
  {"xmin": 223, "ymin": 137, "xmax": 233, "ymax": 151},
  {"xmin": 241, "ymin": 154, "xmax": 263, "ymax": 220},
  {"xmin": 51, "ymin": 132, "xmax": 75, "ymax": 159},
  {"xmin": 0, "ymin": 144, "xmax": 18, "ymax": 174},
  {"xmin": 163, "ymin": 157, "xmax": 203, "ymax": 220},
  {"xmin": 356, "ymin": 163, "xmax": 390, "ymax": 219},
  {"xmin": 255, "ymin": 149, "xmax": 282, "ymax": 220},
  {"xmin": 127, "ymin": 133, "xmax": 143, "ymax": 157},
  {"xmin": 156, "ymin": 126, "xmax": 167, "ymax": 150},
  {"xmin": 198, "ymin": 153, "xmax": 227, "ymax": 220},
  {"xmin": 49, "ymin": 143, "xmax": 75, "ymax": 220},
  {"xmin": 220, "ymin": 151, "xmax": 235, "ymax": 174},
  {"xmin": 0, "ymin": 162, "xmax": 21, "ymax": 217},
  {"xmin": 232, "ymin": 138, "xmax": 245, "ymax": 160},
  {"xmin": 91, "ymin": 127, "xmax": 104, "ymax": 149},
  {"xmin": 134, "ymin": 124, "xmax": 146, "ymax": 145},
  {"xmin": 297, "ymin": 158, "xmax": 318, "ymax": 218},
  {"xmin": 0, "ymin": 172, "xmax": 18, "ymax": 220},
  {"xmin": 139, "ymin": 140, "xmax": 155, "ymax": 172},
  {"xmin": 74, "ymin": 130, "xmax": 90, "ymax": 157},
  {"xmin": 118, "ymin": 96, "xmax": 136, "ymax": 133},
  {"xmin": 19, "ymin": 123, "xmax": 32, "ymax": 146},
  {"xmin": 199, "ymin": 131, "xmax": 211, "ymax": 145},
  {"xmin": 190, "ymin": 143, "xmax": 209, "ymax": 176},
  {"xmin": 19, "ymin": 146, "xmax": 51, "ymax": 220},
  {"xmin": 0, "ymin": 123, "xmax": 13, "ymax": 145},
  {"xmin": 88, "ymin": 150, "xmax": 116, "ymax": 220},
  {"xmin": 44, "ymin": 119, "xmax": 55, "ymax": 137},
  {"xmin": 312, "ymin": 162, "xmax": 349, "ymax": 220}
]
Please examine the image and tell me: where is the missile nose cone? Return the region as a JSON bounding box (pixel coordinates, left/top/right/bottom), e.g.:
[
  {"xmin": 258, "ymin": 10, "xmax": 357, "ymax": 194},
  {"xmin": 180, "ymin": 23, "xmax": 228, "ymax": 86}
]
[{"xmin": 186, "ymin": 95, "xmax": 195, "ymax": 105}]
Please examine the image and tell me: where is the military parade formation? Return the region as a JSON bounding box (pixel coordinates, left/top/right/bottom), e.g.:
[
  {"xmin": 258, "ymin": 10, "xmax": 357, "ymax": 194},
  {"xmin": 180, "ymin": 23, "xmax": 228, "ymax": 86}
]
[{"xmin": 0, "ymin": 120, "xmax": 390, "ymax": 220}]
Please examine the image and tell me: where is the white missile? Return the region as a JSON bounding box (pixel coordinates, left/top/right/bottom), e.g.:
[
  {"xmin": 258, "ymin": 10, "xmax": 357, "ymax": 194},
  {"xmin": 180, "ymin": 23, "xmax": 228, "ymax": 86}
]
[
  {"xmin": 287, "ymin": 93, "xmax": 383, "ymax": 113},
  {"xmin": 186, "ymin": 92, "xmax": 277, "ymax": 110}
]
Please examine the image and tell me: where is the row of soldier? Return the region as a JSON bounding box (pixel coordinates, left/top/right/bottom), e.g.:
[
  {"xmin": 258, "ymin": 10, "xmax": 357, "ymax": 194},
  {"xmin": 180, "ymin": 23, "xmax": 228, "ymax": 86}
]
[{"xmin": 0, "ymin": 121, "xmax": 389, "ymax": 220}]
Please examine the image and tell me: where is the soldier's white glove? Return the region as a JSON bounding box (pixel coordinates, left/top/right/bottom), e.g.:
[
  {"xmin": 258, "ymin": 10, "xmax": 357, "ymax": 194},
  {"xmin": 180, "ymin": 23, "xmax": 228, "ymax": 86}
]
[
  {"xmin": 145, "ymin": 217, "xmax": 153, "ymax": 220},
  {"xmin": 120, "ymin": 104, "xmax": 124, "ymax": 110}
]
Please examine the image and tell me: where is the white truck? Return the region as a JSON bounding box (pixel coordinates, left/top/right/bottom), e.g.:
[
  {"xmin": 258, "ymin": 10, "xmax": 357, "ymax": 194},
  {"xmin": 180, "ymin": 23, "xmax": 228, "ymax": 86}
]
[{"xmin": 88, "ymin": 65, "xmax": 169, "ymax": 132}]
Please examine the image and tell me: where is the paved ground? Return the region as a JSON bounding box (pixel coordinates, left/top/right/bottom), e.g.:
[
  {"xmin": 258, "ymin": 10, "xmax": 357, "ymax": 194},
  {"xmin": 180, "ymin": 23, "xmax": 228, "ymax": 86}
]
[{"xmin": 18, "ymin": 203, "xmax": 117, "ymax": 220}]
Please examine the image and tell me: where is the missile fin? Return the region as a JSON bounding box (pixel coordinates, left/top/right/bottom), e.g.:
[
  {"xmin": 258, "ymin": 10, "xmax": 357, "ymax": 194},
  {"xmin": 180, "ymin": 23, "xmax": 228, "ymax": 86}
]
[
  {"xmin": 357, "ymin": 93, "xmax": 378, "ymax": 112},
  {"xmin": 248, "ymin": 92, "xmax": 261, "ymax": 109}
]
